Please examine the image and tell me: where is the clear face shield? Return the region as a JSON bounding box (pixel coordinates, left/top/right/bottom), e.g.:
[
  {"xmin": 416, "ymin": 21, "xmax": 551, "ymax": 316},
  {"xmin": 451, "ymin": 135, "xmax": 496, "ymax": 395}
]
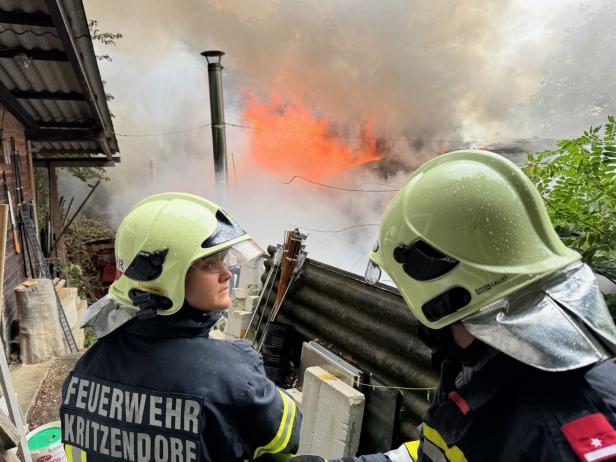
[
  {"xmin": 364, "ymin": 240, "xmax": 382, "ymax": 285},
  {"xmin": 191, "ymin": 239, "xmax": 265, "ymax": 274}
]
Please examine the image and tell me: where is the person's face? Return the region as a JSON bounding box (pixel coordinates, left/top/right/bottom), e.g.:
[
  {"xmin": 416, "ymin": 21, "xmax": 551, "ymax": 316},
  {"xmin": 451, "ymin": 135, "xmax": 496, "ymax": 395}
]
[{"xmin": 184, "ymin": 252, "xmax": 233, "ymax": 312}]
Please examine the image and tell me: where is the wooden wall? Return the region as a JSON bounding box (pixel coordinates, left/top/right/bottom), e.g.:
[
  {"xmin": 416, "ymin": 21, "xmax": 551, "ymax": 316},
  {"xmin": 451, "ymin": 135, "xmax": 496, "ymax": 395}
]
[{"xmin": 0, "ymin": 106, "xmax": 36, "ymax": 357}]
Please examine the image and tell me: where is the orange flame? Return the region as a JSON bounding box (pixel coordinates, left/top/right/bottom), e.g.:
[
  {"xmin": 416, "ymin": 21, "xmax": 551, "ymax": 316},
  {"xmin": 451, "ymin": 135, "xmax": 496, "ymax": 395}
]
[{"xmin": 241, "ymin": 92, "xmax": 381, "ymax": 180}]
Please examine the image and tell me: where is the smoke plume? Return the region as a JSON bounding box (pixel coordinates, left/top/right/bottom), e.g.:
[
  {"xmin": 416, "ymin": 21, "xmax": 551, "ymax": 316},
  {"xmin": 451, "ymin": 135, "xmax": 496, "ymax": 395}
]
[{"xmin": 65, "ymin": 0, "xmax": 615, "ymax": 273}]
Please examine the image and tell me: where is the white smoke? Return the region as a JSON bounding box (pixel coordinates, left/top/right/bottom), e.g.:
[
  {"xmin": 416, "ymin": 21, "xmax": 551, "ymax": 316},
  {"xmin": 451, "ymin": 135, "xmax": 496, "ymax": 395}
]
[{"xmin": 67, "ymin": 0, "xmax": 616, "ymax": 274}]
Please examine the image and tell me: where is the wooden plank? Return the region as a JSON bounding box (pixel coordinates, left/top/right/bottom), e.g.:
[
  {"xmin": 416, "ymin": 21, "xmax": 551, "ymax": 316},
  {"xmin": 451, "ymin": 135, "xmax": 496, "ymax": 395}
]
[
  {"xmin": 33, "ymin": 157, "xmax": 118, "ymax": 168},
  {"xmin": 0, "ymin": 206, "xmax": 7, "ymax": 348},
  {"xmin": 12, "ymin": 90, "xmax": 85, "ymax": 102},
  {"xmin": 0, "ymin": 48, "xmax": 67, "ymax": 62},
  {"xmin": 0, "ymin": 9, "xmax": 54, "ymax": 27},
  {"xmin": 0, "ymin": 205, "xmax": 32, "ymax": 462}
]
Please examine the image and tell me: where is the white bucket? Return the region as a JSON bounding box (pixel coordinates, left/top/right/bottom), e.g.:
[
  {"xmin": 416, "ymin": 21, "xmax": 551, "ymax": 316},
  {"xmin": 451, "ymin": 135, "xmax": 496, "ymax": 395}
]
[{"xmin": 26, "ymin": 421, "xmax": 67, "ymax": 462}]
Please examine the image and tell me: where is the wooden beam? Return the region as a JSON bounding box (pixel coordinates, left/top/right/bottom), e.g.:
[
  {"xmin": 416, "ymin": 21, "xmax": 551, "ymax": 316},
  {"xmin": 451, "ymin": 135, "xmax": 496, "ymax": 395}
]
[
  {"xmin": 32, "ymin": 148, "xmax": 102, "ymax": 155},
  {"xmin": 0, "ymin": 47, "xmax": 68, "ymax": 61},
  {"xmin": 0, "ymin": 81, "xmax": 37, "ymax": 129},
  {"xmin": 98, "ymin": 136, "xmax": 113, "ymax": 160},
  {"xmin": 33, "ymin": 157, "xmax": 119, "ymax": 168},
  {"xmin": 13, "ymin": 90, "xmax": 85, "ymax": 101},
  {"xmin": 0, "ymin": 9, "xmax": 53, "ymax": 27},
  {"xmin": 26, "ymin": 128, "xmax": 96, "ymax": 141},
  {"xmin": 36, "ymin": 120, "xmax": 94, "ymax": 130}
]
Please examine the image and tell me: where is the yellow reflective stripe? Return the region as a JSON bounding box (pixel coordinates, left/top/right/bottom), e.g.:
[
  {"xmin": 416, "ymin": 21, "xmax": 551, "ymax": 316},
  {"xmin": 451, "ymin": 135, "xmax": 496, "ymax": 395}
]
[
  {"xmin": 253, "ymin": 388, "xmax": 291, "ymax": 459},
  {"xmin": 423, "ymin": 424, "xmax": 468, "ymax": 462},
  {"xmin": 65, "ymin": 443, "xmax": 87, "ymax": 462},
  {"xmin": 65, "ymin": 444, "xmax": 74, "ymax": 462},
  {"xmin": 405, "ymin": 440, "xmax": 420, "ymax": 461},
  {"xmin": 276, "ymin": 392, "xmax": 297, "ymax": 453}
]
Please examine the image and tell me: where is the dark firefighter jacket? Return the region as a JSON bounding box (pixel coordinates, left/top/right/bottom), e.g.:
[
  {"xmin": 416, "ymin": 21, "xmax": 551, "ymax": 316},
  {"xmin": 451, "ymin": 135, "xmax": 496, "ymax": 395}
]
[
  {"xmin": 60, "ymin": 308, "xmax": 301, "ymax": 462},
  {"xmin": 328, "ymin": 353, "xmax": 616, "ymax": 462}
]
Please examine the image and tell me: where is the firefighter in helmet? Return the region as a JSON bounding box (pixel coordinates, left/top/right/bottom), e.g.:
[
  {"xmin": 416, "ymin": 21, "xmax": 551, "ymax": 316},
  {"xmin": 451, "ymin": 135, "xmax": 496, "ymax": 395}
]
[
  {"xmin": 61, "ymin": 192, "xmax": 301, "ymax": 462},
  {"xmin": 290, "ymin": 150, "xmax": 616, "ymax": 462}
]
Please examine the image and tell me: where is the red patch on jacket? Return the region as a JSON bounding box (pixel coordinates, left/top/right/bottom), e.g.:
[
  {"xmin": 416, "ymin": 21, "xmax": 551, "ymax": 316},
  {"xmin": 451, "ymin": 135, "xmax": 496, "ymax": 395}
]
[
  {"xmin": 561, "ymin": 413, "xmax": 616, "ymax": 462},
  {"xmin": 448, "ymin": 391, "xmax": 470, "ymax": 415}
]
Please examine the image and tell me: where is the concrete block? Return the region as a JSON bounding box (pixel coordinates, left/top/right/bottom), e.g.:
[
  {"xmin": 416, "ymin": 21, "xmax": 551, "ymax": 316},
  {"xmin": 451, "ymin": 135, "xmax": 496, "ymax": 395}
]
[
  {"xmin": 226, "ymin": 310, "xmax": 253, "ymax": 339},
  {"xmin": 238, "ymin": 257, "xmax": 265, "ymax": 289},
  {"xmin": 244, "ymin": 295, "xmax": 260, "ymax": 312},
  {"xmin": 228, "ymin": 298, "xmax": 243, "ymax": 315},
  {"xmin": 233, "ymin": 287, "xmax": 247, "ymax": 300},
  {"xmin": 246, "ymin": 283, "xmax": 260, "ymax": 295},
  {"xmin": 59, "ymin": 287, "xmax": 79, "ymax": 329},
  {"xmin": 299, "ymin": 366, "xmax": 365, "ymax": 459},
  {"xmin": 72, "ymin": 299, "xmax": 87, "ymax": 350},
  {"xmin": 285, "ymin": 388, "xmax": 303, "ymax": 407}
]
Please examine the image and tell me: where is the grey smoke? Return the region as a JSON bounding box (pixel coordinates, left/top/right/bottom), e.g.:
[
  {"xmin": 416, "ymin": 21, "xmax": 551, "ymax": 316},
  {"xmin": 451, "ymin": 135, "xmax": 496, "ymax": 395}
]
[{"xmin": 63, "ymin": 0, "xmax": 615, "ymax": 273}]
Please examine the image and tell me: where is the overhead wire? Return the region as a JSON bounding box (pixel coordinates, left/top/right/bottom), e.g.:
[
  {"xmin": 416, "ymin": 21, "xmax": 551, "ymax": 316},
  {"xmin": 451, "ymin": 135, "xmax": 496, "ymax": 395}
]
[
  {"xmin": 280, "ymin": 175, "xmax": 398, "ymax": 192},
  {"xmin": 292, "ymin": 223, "xmax": 379, "ymax": 233},
  {"xmin": 113, "ymin": 123, "xmax": 211, "ymax": 137}
]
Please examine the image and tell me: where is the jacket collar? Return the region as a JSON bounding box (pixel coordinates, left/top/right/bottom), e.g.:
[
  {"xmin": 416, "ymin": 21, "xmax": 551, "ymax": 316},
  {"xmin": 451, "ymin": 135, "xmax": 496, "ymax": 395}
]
[{"xmin": 120, "ymin": 305, "xmax": 222, "ymax": 339}]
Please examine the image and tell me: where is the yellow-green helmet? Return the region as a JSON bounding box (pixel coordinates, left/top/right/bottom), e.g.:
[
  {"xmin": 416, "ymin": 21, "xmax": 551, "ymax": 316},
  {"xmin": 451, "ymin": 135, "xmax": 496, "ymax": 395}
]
[
  {"xmin": 368, "ymin": 150, "xmax": 580, "ymax": 329},
  {"xmin": 109, "ymin": 192, "xmax": 262, "ymax": 316}
]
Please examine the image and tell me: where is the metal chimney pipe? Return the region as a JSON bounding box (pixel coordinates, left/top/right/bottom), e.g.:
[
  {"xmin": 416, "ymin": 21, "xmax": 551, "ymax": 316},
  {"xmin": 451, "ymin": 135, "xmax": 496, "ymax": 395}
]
[{"xmin": 201, "ymin": 50, "xmax": 228, "ymax": 204}]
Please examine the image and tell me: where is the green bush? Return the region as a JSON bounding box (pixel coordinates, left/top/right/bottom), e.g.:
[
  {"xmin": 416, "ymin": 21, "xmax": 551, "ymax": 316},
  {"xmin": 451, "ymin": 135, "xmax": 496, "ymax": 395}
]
[
  {"xmin": 523, "ymin": 115, "xmax": 616, "ymax": 286},
  {"xmin": 523, "ymin": 116, "xmax": 616, "ymax": 320}
]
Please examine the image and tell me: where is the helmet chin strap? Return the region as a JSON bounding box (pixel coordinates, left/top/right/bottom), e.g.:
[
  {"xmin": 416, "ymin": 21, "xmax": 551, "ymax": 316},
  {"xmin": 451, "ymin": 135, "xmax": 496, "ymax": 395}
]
[
  {"xmin": 128, "ymin": 289, "xmax": 173, "ymax": 318},
  {"xmin": 419, "ymin": 324, "xmax": 493, "ymax": 371},
  {"xmin": 179, "ymin": 301, "xmax": 223, "ymax": 322}
]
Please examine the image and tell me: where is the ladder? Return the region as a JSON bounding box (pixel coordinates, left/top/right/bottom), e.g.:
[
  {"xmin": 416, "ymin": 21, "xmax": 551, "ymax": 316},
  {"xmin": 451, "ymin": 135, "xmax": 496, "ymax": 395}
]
[{"xmin": 19, "ymin": 203, "xmax": 78, "ymax": 353}]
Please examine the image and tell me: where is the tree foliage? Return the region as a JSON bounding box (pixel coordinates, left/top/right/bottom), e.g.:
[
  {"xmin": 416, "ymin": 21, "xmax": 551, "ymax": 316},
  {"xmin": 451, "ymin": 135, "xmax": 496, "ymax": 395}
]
[
  {"xmin": 523, "ymin": 116, "xmax": 616, "ymax": 292},
  {"xmin": 63, "ymin": 216, "xmax": 115, "ymax": 302},
  {"xmin": 88, "ymin": 19, "xmax": 123, "ymax": 60}
]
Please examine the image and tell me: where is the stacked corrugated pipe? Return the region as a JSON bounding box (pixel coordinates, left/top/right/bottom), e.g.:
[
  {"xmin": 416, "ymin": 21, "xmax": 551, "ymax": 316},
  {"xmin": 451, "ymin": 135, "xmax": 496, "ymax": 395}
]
[
  {"xmin": 261, "ymin": 322, "xmax": 298, "ymax": 388},
  {"xmin": 257, "ymin": 246, "xmax": 439, "ymax": 438}
]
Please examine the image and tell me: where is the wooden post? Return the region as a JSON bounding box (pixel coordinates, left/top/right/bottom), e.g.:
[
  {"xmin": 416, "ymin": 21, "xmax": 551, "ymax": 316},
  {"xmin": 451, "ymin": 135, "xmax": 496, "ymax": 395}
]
[
  {"xmin": 0, "ymin": 204, "xmax": 32, "ymax": 462},
  {"xmin": 49, "ymin": 166, "xmax": 66, "ymax": 260},
  {"xmin": 24, "ymin": 142, "xmax": 38, "ymax": 238}
]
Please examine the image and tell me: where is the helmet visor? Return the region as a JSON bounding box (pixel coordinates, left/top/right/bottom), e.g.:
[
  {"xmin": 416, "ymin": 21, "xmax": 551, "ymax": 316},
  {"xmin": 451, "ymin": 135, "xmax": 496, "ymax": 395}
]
[{"xmin": 191, "ymin": 239, "xmax": 264, "ymax": 274}]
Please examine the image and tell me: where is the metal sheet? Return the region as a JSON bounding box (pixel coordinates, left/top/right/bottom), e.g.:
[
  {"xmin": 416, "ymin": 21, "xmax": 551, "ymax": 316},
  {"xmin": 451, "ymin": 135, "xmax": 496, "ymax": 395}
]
[
  {"xmin": 358, "ymin": 375, "xmax": 401, "ymax": 455},
  {"xmin": 298, "ymin": 341, "xmax": 363, "ymax": 390}
]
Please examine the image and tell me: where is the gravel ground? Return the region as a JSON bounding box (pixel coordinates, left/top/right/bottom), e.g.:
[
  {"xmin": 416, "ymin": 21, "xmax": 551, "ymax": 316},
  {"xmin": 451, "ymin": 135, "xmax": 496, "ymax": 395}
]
[{"xmin": 27, "ymin": 353, "xmax": 82, "ymax": 427}]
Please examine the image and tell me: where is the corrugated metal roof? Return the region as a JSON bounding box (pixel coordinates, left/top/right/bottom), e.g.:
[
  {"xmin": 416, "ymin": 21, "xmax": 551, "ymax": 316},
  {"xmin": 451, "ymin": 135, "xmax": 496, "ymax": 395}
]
[
  {"xmin": 0, "ymin": 0, "xmax": 119, "ymax": 164},
  {"xmin": 254, "ymin": 251, "xmax": 439, "ymax": 440}
]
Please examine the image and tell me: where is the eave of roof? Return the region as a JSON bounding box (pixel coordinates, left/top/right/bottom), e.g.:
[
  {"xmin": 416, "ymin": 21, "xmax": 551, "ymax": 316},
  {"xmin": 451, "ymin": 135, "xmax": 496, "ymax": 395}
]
[{"xmin": 0, "ymin": 0, "xmax": 119, "ymax": 164}]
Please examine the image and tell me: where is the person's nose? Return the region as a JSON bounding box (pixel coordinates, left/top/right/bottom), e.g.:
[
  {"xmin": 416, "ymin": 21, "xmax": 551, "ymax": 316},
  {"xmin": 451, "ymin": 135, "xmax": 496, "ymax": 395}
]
[{"xmin": 219, "ymin": 266, "xmax": 232, "ymax": 282}]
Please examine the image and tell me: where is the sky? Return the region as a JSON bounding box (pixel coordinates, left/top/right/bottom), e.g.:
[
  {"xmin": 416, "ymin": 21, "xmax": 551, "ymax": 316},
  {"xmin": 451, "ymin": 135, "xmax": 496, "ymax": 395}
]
[{"xmin": 66, "ymin": 0, "xmax": 616, "ymax": 275}]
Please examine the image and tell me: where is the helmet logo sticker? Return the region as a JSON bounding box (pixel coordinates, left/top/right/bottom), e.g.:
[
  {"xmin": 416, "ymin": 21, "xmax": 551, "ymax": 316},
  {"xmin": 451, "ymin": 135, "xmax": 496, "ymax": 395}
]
[
  {"xmin": 137, "ymin": 283, "xmax": 167, "ymax": 296},
  {"xmin": 475, "ymin": 275, "xmax": 508, "ymax": 295}
]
